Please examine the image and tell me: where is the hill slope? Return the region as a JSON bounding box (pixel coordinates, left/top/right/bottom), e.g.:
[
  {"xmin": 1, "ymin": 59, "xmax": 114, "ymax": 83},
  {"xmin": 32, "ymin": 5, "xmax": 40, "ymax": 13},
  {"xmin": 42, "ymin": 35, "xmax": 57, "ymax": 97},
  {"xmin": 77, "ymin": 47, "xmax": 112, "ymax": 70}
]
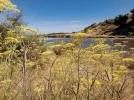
[{"xmin": 83, "ymin": 9, "xmax": 134, "ymax": 36}]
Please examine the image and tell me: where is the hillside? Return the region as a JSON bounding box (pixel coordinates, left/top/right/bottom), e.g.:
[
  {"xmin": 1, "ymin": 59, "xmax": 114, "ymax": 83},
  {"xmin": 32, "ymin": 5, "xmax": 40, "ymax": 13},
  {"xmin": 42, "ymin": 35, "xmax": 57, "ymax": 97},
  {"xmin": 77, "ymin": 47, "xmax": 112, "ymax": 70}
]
[
  {"xmin": 46, "ymin": 9, "xmax": 134, "ymax": 38},
  {"xmin": 83, "ymin": 9, "xmax": 134, "ymax": 37}
]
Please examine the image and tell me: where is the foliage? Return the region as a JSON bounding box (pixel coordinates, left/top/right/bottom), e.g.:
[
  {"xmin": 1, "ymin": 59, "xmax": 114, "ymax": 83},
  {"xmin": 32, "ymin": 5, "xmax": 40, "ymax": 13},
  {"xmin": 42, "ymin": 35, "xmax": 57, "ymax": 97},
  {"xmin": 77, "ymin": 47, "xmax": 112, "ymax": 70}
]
[
  {"xmin": 101, "ymin": 19, "xmax": 115, "ymax": 26},
  {"xmin": 130, "ymin": 9, "xmax": 134, "ymax": 14},
  {"xmin": 105, "ymin": 19, "xmax": 115, "ymax": 24},
  {"xmin": 0, "ymin": 1, "xmax": 134, "ymax": 100},
  {"xmin": 130, "ymin": 9, "xmax": 134, "ymax": 24},
  {"xmin": 114, "ymin": 14, "xmax": 128, "ymax": 27},
  {"xmin": 91, "ymin": 23, "xmax": 97, "ymax": 28},
  {"xmin": 84, "ymin": 26, "xmax": 92, "ymax": 33},
  {"xmin": 0, "ymin": 0, "xmax": 19, "ymax": 12},
  {"xmin": 128, "ymin": 26, "xmax": 134, "ymax": 32},
  {"xmin": 72, "ymin": 33, "xmax": 88, "ymax": 47},
  {"xmin": 83, "ymin": 8, "xmax": 134, "ymax": 36}
]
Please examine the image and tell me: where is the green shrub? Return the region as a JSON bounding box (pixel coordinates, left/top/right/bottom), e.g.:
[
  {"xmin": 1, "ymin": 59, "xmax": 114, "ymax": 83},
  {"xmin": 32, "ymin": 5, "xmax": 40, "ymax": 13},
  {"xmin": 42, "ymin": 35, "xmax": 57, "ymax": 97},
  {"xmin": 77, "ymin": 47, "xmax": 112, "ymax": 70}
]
[
  {"xmin": 128, "ymin": 26, "xmax": 134, "ymax": 32},
  {"xmin": 114, "ymin": 14, "xmax": 128, "ymax": 26},
  {"xmin": 130, "ymin": 9, "xmax": 134, "ymax": 14},
  {"xmin": 91, "ymin": 23, "xmax": 97, "ymax": 28},
  {"xmin": 84, "ymin": 26, "xmax": 92, "ymax": 33},
  {"xmin": 100, "ymin": 22, "xmax": 107, "ymax": 26},
  {"xmin": 105, "ymin": 19, "xmax": 115, "ymax": 24}
]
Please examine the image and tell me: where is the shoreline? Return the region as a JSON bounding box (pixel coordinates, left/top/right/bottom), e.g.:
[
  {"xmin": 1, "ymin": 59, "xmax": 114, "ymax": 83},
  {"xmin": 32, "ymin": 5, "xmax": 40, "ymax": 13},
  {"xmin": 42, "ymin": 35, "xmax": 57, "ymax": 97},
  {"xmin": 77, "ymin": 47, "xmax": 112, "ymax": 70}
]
[
  {"xmin": 40, "ymin": 34, "xmax": 134, "ymax": 39},
  {"xmin": 35, "ymin": 33, "xmax": 134, "ymax": 39}
]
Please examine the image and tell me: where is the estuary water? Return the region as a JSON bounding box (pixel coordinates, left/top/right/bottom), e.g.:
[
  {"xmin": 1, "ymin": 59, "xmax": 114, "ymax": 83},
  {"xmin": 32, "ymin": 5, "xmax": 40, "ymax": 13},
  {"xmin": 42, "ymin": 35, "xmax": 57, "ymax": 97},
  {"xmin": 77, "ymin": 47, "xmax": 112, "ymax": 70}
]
[{"xmin": 46, "ymin": 38, "xmax": 134, "ymax": 49}]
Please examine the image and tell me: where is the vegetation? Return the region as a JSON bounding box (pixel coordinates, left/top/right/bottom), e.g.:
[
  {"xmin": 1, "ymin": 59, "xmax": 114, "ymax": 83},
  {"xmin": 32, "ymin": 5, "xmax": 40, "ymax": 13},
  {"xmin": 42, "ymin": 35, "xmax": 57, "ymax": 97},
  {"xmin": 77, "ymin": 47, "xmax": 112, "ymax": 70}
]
[
  {"xmin": 114, "ymin": 14, "xmax": 128, "ymax": 27},
  {"xmin": 46, "ymin": 9, "xmax": 134, "ymax": 38},
  {"xmin": 83, "ymin": 9, "xmax": 134, "ymax": 36},
  {"xmin": 0, "ymin": 1, "xmax": 134, "ymax": 100},
  {"xmin": 45, "ymin": 9, "xmax": 134, "ymax": 38}
]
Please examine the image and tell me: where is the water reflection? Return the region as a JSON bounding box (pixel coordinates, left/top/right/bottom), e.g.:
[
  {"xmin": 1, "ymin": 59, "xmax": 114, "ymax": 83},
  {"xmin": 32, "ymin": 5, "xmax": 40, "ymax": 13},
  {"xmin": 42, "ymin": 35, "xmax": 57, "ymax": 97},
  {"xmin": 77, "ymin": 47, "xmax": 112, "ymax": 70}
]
[{"xmin": 46, "ymin": 38, "xmax": 134, "ymax": 49}]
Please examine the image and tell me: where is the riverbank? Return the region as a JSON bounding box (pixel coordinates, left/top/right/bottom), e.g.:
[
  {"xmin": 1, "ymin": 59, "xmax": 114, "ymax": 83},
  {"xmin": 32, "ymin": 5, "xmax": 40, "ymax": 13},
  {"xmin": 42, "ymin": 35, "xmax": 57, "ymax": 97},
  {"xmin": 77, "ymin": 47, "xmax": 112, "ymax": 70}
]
[{"xmin": 39, "ymin": 34, "xmax": 134, "ymax": 38}]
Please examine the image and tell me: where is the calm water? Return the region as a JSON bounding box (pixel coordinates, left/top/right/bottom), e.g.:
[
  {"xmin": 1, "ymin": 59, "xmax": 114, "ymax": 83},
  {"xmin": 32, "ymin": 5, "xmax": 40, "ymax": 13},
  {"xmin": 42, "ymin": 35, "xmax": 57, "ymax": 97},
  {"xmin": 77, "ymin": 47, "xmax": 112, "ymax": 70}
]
[{"xmin": 46, "ymin": 38, "xmax": 134, "ymax": 49}]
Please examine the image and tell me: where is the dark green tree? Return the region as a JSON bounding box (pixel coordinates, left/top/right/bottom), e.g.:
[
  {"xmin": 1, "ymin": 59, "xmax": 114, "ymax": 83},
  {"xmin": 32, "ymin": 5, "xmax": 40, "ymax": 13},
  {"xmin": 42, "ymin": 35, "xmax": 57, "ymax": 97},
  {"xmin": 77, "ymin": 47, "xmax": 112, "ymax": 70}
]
[
  {"xmin": 114, "ymin": 14, "xmax": 128, "ymax": 27},
  {"xmin": 130, "ymin": 9, "xmax": 134, "ymax": 14},
  {"xmin": 130, "ymin": 9, "xmax": 134, "ymax": 23}
]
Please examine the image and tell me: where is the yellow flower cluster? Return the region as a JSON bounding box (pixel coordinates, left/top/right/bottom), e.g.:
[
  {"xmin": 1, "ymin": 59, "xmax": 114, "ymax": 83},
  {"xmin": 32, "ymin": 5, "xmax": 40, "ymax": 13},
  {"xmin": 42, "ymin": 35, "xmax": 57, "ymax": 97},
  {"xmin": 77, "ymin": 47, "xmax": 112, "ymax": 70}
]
[
  {"xmin": 5, "ymin": 37, "xmax": 20, "ymax": 43},
  {"xmin": 0, "ymin": 0, "xmax": 19, "ymax": 12},
  {"xmin": 41, "ymin": 51, "xmax": 53, "ymax": 56},
  {"xmin": 123, "ymin": 58, "xmax": 134, "ymax": 62},
  {"xmin": 27, "ymin": 61, "xmax": 36, "ymax": 68},
  {"xmin": 74, "ymin": 33, "xmax": 88, "ymax": 38},
  {"xmin": 16, "ymin": 25, "xmax": 36, "ymax": 32}
]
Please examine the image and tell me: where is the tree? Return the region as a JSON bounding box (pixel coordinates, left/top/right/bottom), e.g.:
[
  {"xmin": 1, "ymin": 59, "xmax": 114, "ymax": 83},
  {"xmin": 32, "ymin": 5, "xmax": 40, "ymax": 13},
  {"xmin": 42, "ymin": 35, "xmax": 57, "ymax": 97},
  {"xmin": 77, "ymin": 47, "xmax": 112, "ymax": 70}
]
[
  {"xmin": 130, "ymin": 9, "xmax": 134, "ymax": 14},
  {"xmin": 114, "ymin": 14, "xmax": 128, "ymax": 27},
  {"xmin": 130, "ymin": 9, "xmax": 134, "ymax": 24},
  {"xmin": 6, "ymin": 12, "xmax": 25, "ymax": 27}
]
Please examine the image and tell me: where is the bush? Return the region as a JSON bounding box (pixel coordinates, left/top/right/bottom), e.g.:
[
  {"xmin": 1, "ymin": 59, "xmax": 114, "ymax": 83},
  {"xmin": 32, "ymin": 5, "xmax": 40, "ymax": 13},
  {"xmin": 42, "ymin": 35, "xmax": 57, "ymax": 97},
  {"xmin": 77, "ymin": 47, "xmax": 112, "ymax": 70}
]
[
  {"xmin": 99, "ymin": 19, "xmax": 114, "ymax": 26},
  {"xmin": 51, "ymin": 44, "xmax": 63, "ymax": 55},
  {"xmin": 105, "ymin": 19, "xmax": 115, "ymax": 24},
  {"xmin": 129, "ymin": 32, "xmax": 134, "ymax": 36},
  {"xmin": 114, "ymin": 14, "xmax": 128, "ymax": 26},
  {"xmin": 91, "ymin": 23, "xmax": 97, "ymax": 28},
  {"xmin": 100, "ymin": 22, "xmax": 107, "ymax": 26},
  {"xmin": 130, "ymin": 9, "xmax": 134, "ymax": 14},
  {"xmin": 128, "ymin": 26, "xmax": 134, "ymax": 32},
  {"xmin": 84, "ymin": 26, "xmax": 92, "ymax": 33}
]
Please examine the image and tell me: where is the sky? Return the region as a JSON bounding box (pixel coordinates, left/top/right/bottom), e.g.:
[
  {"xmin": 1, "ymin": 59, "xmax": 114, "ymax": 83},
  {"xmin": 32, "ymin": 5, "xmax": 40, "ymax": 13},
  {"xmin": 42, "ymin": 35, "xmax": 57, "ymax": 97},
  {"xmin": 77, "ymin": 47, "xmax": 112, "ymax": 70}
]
[{"xmin": 11, "ymin": 0, "xmax": 134, "ymax": 33}]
